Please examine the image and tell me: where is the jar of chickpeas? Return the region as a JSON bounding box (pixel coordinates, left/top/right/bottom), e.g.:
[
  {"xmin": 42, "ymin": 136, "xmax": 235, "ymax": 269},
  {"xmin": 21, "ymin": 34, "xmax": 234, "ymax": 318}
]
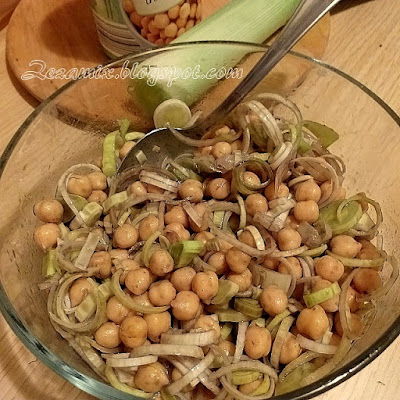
[{"xmin": 90, "ymin": 0, "xmax": 204, "ymax": 58}]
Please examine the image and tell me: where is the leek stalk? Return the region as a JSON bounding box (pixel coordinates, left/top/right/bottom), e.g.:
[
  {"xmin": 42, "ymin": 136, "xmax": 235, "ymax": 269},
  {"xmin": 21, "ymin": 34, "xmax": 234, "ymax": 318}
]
[{"xmin": 169, "ymin": 240, "xmax": 204, "ymax": 268}]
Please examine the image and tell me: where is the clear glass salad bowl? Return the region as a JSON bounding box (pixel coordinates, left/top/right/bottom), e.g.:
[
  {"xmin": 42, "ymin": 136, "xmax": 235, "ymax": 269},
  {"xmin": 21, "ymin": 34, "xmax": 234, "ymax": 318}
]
[{"xmin": 0, "ymin": 42, "xmax": 399, "ymax": 400}]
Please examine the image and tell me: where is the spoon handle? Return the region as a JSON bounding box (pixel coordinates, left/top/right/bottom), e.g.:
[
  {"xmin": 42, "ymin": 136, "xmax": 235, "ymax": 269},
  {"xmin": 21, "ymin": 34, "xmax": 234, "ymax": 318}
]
[{"xmin": 194, "ymin": 0, "xmax": 341, "ymax": 134}]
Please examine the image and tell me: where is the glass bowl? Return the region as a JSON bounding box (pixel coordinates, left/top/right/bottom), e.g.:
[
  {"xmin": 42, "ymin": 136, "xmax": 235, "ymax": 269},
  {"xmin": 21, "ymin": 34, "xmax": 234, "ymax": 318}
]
[{"xmin": 0, "ymin": 42, "xmax": 399, "ymax": 400}]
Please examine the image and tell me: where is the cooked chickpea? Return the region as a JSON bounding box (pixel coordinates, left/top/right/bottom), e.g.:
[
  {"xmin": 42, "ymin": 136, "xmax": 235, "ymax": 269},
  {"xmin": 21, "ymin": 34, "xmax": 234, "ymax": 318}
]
[
  {"xmin": 179, "ymin": 2, "xmax": 190, "ymax": 19},
  {"xmin": 294, "ymin": 200, "xmax": 319, "ymax": 223},
  {"xmin": 128, "ymin": 181, "xmax": 147, "ymax": 197},
  {"xmin": 239, "ymin": 379, "xmax": 263, "ymax": 395},
  {"xmin": 227, "ymin": 268, "xmax": 252, "ymax": 292},
  {"xmin": 280, "ymin": 333, "xmax": 302, "ymax": 364},
  {"xmin": 130, "ymin": 11, "xmax": 142, "ymax": 27},
  {"xmin": 144, "ymin": 312, "xmax": 171, "ymax": 342},
  {"xmin": 244, "ymin": 325, "xmax": 272, "ymax": 359},
  {"xmin": 165, "ymin": 22, "xmax": 178, "ymax": 38},
  {"xmin": 208, "ymin": 251, "xmax": 229, "ymax": 275},
  {"xmin": 243, "ymin": 171, "xmax": 261, "ymax": 189},
  {"xmin": 171, "ymin": 291, "xmax": 200, "ymax": 321},
  {"xmin": 170, "ymin": 267, "xmax": 196, "ymax": 291},
  {"xmin": 87, "ymin": 172, "xmax": 107, "ymax": 191},
  {"xmin": 346, "ymin": 286, "xmax": 360, "ymax": 312},
  {"xmin": 196, "ymin": 145, "xmax": 212, "ymax": 156},
  {"xmin": 353, "ymin": 268, "xmax": 382, "ymax": 294},
  {"xmin": 330, "ymin": 333, "xmax": 342, "ymax": 346},
  {"xmin": 357, "ymin": 247, "xmax": 382, "ymax": 260},
  {"xmin": 330, "ymin": 235, "xmax": 362, "ymax": 258},
  {"xmin": 87, "ymin": 190, "xmax": 107, "ymax": 204},
  {"xmin": 154, "ymin": 13, "xmax": 170, "ymax": 29},
  {"xmin": 69, "ymin": 278, "xmax": 93, "ymax": 307},
  {"xmin": 168, "ymin": 4, "xmax": 180, "ymax": 19},
  {"xmin": 89, "ymin": 251, "xmax": 112, "ymax": 279},
  {"xmin": 245, "ymin": 194, "xmax": 269, "ymax": 216},
  {"xmin": 334, "ymin": 311, "xmax": 363, "ymax": 337},
  {"xmin": 333, "ymin": 186, "xmax": 347, "ymax": 201},
  {"xmin": 278, "ymin": 257, "xmax": 302, "ymax": 280},
  {"xmin": 230, "ymin": 139, "xmax": 242, "ymax": 151},
  {"xmin": 175, "ymin": 17, "xmax": 187, "ymax": 29},
  {"xmin": 192, "ymin": 271, "xmax": 219, "ymax": 301},
  {"xmin": 284, "ymin": 215, "xmax": 300, "ymax": 230},
  {"xmin": 164, "ymin": 222, "xmax": 190, "ymax": 243},
  {"xmin": 135, "ymin": 362, "xmax": 169, "ymax": 393},
  {"xmin": 165, "ymin": 206, "xmax": 189, "ymax": 227},
  {"xmin": 95, "ymin": 322, "xmax": 121, "ymax": 348},
  {"xmin": 149, "ymin": 249, "xmax": 174, "ymax": 277},
  {"xmin": 34, "ymin": 223, "xmax": 61, "ymax": 250},
  {"xmin": 120, "ymin": 316, "xmax": 147, "ymax": 348},
  {"xmin": 109, "ymin": 249, "xmax": 129, "ymax": 262},
  {"xmin": 179, "ymin": 179, "xmax": 203, "ymax": 202},
  {"xmin": 125, "ymin": 268, "xmax": 152, "ymax": 295},
  {"xmin": 119, "ymin": 141, "xmax": 135, "ymax": 159},
  {"xmin": 34, "ymin": 200, "xmax": 64, "ymax": 223},
  {"xmin": 211, "ymin": 142, "xmax": 232, "ymax": 158},
  {"xmin": 207, "ymin": 178, "xmax": 230, "ymax": 200},
  {"xmin": 139, "ymin": 215, "xmax": 159, "ymax": 241},
  {"xmin": 315, "ymin": 255, "xmax": 345, "ymax": 282},
  {"xmin": 188, "ymin": 203, "xmax": 208, "ymax": 232},
  {"xmin": 106, "ymin": 296, "xmax": 129, "ymax": 324},
  {"xmin": 264, "ymin": 183, "xmax": 289, "ymax": 201},
  {"xmin": 113, "ymin": 224, "xmax": 139, "ymax": 249},
  {"xmin": 189, "ymin": 3, "xmax": 197, "ymax": 18},
  {"xmin": 218, "ymin": 340, "xmax": 235, "ymax": 356},
  {"xmin": 260, "ymin": 285, "xmax": 288, "ymax": 316},
  {"xmin": 295, "ymin": 180, "xmax": 322, "ymax": 202},
  {"xmin": 238, "ymin": 230, "xmax": 256, "ymax": 248},
  {"xmin": 114, "ymin": 258, "xmax": 140, "ymax": 284},
  {"xmin": 263, "ymin": 256, "xmax": 279, "ymax": 271},
  {"xmin": 277, "ymin": 228, "xmax": 302, "ymax": 251},
  {"xmin": 195, "ymin": 315, "xmax": 221, "ymax": 337},
  {"xmin": 226, "ymin": 247, "xmax": 251, "ymax": 273},
  {"xmin": 311, "ymin": 279, "xmax": 339, "ymax": 312},
  {"xmin": 67, "ymin": 175, "xmax": 92, "ymax": 198},
  {"xmin": 148, "ymin": 280, "xmax": 176, "ymax": 306},
  {"xmin": 296, "ymin": 305, "xmax": 329, "ymax": 340}
]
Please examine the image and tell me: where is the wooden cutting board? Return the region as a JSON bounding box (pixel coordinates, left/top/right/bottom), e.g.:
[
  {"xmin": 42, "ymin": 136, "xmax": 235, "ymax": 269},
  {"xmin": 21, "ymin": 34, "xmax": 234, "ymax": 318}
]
[{"xmin": 6, "ymin": 0, "xmax": 330, "ymax": 129}]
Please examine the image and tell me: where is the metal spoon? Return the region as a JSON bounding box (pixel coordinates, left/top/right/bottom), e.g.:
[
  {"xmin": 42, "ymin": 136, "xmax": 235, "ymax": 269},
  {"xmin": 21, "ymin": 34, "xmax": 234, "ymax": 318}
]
[{"xmin": 119, "ymin": 0, "xmax": 341, "ymax": 172}]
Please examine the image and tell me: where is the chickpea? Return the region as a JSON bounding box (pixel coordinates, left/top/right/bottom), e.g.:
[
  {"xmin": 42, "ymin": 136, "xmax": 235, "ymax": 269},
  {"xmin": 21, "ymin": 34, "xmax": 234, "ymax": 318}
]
[
  {"xmin": 132, "ymin": 291, "xmax": 154, "ymax": 309},
  {"xmin": 34, "ymin": 223, "xmax": 61, "ymax": 250},
  {"xmin": 296, "ymin": 305, "xmax": 329, "ymax": 340},
  {"xmin": 329, "ymin": 333, "xmax": 341, "ymax": 346},
  {"xmin": 357, "ymin": 247, "xmax": 382, "ymax": 261},
  {"xmin": 189, "ymin": 3, "xmax": 197, "ymax": 18},
  {"xmin": 89, "ymin": 251, "xmax": 112, "ymax": 279},
  {"xmin": 164, "ymin": 222, "xmax": 190, "ymax": 243},
  {"xmin": 211, "ymin": 142, "xmax": 232, "ymax": 158},
  {"xmin": 144, "ymin": 312, "xmax": 171, "ymax": 342},
  {"xmin": 263, "ymin": 256, "xmax": 279, "ymax": 271},
  {"xmin": 280, "ymin": 333, "xmax": 302, "ymax": 364},
  {"xmin": 125, "ymin": 268, "xmax": 152, "ymax": 295},
  {"xmin": 227, "ymin": 269, "xmax": 252, "ymax": 292},
  {"xmin": 334, "ymin": 311, "xmax": 363, "ymax": 337},
  {"xmin": 229, "ymin": 139, "xmax": 242, "ymax": 151},
  {"xmin": 95, "ymin": 322, "xmax": 121, "ymax": 349},
  {"xmin": 207, "ymin": 178, "xmax": 230, "ymax": 200},
  {"xmin": 219, "ymin": 239, "xmax": 233, "ymax": 252},
  {"xmin": 139, "ymin": 215, "xmax": 159, "ymax": 241},
  {"xmin": 175, "ymin": 17, "xmax": 187, "ymax": 29},
  {"xmin": 119, "ymin": 141, "xmax": 135, "ymax": 159},
  {"xmin": 196, "ymin": 145, "xmax": 212, "ymax": 156},
  {"xmin": 196, "ymin": 2, "xmax": 202, "ymax": 19},
  {"xmin": 69, "ymin": 278, "xmax": 93, "ymax": 307},
  {"xmin": 109, "ymin": 249, "xmax": 129, "ymax": 262},
  {"xmin": 149, "ymin": 249, "xmax": 174, "ymax": 277},
  {"xmin": 114, "ymin": 258, "xmax": 140, "ymax": 284},
  {"xmin": 284, "ymin": 215, "xmax": 300, "ymax": 230},
  {"xmin": 171, "ymin": 291, "xmax": 200, "ymax": 321},
  {"xmin": 148, "ymin": 280, "xmax": 176, "ymax": 306},
  {"xmin": 148, "ymin": 184, "xmax": 166, "ymax": 194},
  {"xmin": 238, "ymin": 230, "xmax": 256, "ymax": 248},
  {"xmin": 135, "ymin": 362, "xmax": 169, "ymax": 393},
  {"xmin": 277, "ymin": 228, "xmax": 302, "ymax": 251},
  {"xmin": 353, "ymin": 268, "xmax": 382, "ymax": 294},
  {"xmin": 295, "ymin": 180, "xmax": 321, "ymax": 202},
  {"xmin": 239, "ymin": 379, "xmax": 263, "ymax": 395},
  {"xmin": 264, "ymin": 183, "xmax": 289, "ymax": 201},
  {"xmin": 226, "ymin": 247, "xmax": 251, "ymax": 273},
  {"xmin": 179, "ymin": 179, "xmax": 203, "ymax": 202},
  {"xmin": 168, "ymin": 5, "xmax": 180, "ymax": 19},
  {"xmin": 245, "ymin": 194, "xmax": 268, "ymax": 216},
  {"xmin": 120, "ymin": 316, "xmax": 147, "ymax": 348},
  {"xmin": 179, "ymin": 2, "xmax": 190, "ymax": 19},
  {"xmin": 208, "ymin": 251, "xmax": 229, "ymax": 275},
  {"xmin": 165, "ymin": 206, "xmax": 189, "ymax": 228},
  {"xmin": 244, "ymin": 325, "xmax": 272, "ymax": 359},
  {"xmin": 278, "ymin": 257, "xmax": 302, "ymax": 280},
  {"xmin": 347, "ymin": 286, "xmax": 360, "ymax": 312},
  {"xmin": 192, "ymin": 271, "xmax": 219, "ymax": 301},
  {"xmin": 106, "ymin": 296, "xmax": 129, "ymax": 324},
  {"xmin": 195, "ymin": 315, "xmax": 221, "ymax": 337},
  {"xmin": 123, "ymin": 0, "xmax": 134, "ymax": 13},
  {"xmin": 34, "ymin": 200, "xmax": 64, "ymax": 223},
  {"xmin": 113, "ymin": 224, "xmax": 139, "ymax": 249},
  {"xmin": 165, "ymin": 22, "xmax": 178, "ymax": 37},
  {"xmin": 330, "ymin": 235, "xmax": 362, "ymax": 258},
  {"xmin": 260, "ymin": 285, "xmax": 288, "ymax": 316},
  {"xmin": 218, "ymin": 340, "xmax": 235, "ymax": 356},
  {"xmin": 293, "ymin": 200, "xmax": 319, "ymax": 223},
  {"xmin": 171, "ymin": 368, "xmax": 193, "ymax": 393},
  {"xmin": 87, "ymin": 190, "xmax": 107, "ymax": 204},
  {"xmin": 315, "ymin": 255, "xmax": 345, "ymax": 282},
  {"xmin": 87, "ymin": 172, "xmax": 107, "ymax": 191},
  {"xmin": 243, "ymin": 171, "xmax": 261, "ymax": 189},
  {"xmin": 67, "ymin": 175, "xmax": 92, "ymax": 198},
  {"xmin": 332, "ymin": 186, "xmax": 347, "ymax": 201},
  {"xmin": 155, "ymin": 38, "xmax": 166, "ymax": 46},
  {"xmin": 311, "ymin": 279, "xmax": 339, "ymax": 312},
  {"xmin": 170, "ymin": 267, "xmax": 196, "ymax": 291},
  {"xmin": 188, "ymin": 203, "xmax": 208, "ymax": 232},
  {"xmin": 154, "ymin": 13, "xmax": 170, "ymax": 29},
  {"xmin": 130, "ymin": 11, "xmax": 142, "ymax": 27},
  {"xmin": 128, "ymin": 181, "xmax": 147, "ymax": 197}
]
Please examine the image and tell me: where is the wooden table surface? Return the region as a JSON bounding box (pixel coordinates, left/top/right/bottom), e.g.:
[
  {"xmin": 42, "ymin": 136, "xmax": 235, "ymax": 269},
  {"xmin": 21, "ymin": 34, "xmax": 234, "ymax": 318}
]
[{"xmin": 0, "ymin": 0, "xmax": 399, "ymax": 399}]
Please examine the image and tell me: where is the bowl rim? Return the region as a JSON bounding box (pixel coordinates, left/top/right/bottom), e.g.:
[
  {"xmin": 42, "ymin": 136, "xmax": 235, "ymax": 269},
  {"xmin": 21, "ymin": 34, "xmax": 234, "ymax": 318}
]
[{"xmin": 0, "ymin": 41, "xmax": 399, "ymax": 400}]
